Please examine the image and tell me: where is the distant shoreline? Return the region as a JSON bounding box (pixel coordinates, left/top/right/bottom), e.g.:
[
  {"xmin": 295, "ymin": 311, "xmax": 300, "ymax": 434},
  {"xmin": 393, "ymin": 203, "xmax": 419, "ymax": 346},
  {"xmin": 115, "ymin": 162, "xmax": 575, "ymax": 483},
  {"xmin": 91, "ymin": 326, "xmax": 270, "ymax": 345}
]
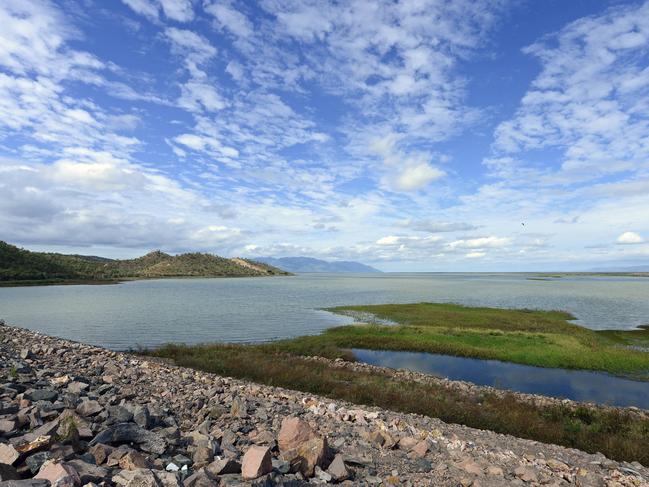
[{"xmin": 0, "ymin": 274, "xmax": 292, "ymax": 288}]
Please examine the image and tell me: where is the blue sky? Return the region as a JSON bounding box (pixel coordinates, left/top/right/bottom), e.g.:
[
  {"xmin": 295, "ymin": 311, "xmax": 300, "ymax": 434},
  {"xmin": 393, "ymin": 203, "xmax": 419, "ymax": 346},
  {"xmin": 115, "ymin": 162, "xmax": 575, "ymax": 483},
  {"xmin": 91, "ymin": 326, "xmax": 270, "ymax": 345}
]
[{"xmin": 1, "ymin": 0, "xmax": 649, "ymax": 271}]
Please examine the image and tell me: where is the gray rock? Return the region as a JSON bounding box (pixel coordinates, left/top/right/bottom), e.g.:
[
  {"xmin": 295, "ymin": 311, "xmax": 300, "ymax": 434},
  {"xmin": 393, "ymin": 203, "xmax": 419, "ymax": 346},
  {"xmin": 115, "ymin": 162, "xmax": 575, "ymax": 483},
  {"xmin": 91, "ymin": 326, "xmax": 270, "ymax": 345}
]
[
  {"xmin": 25, "ymin": 452, "xmax": 53, "ymax": 474},
  {"xmin": 90, "ymin": 423, "xmax": 166, "ymax": 455},
  {"xmin": 76, "ymin": 401, "xmax": 102, "ymax": 417},
  {"xmin": 326, "ymin": 454, "xmax": 349, "ymax": 482},
  {"xmin": 65, "ymin": 460, "xmax": 108, "ymax": 485},
  {"xmin": 183, "ymin": 471, "xmax": 217, "ymax": 487},
  {"xmin": 107, "ymin": 406, "xmax": 132, "ymax": 424},
  {"xmin": 133, "ymin": 406, "xmax": 151, "ymax": 429},
  {"xmin": 26, "ymin": 390, "xmax": 58, "ymax": 402}
]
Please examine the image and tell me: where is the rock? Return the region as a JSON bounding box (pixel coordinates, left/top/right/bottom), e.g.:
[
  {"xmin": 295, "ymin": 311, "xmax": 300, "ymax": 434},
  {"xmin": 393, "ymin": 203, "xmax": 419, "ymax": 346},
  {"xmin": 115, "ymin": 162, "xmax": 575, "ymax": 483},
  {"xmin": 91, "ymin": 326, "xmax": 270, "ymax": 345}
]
[
  {"xmin": 112, "ymin": 468, "xmax": 159, "ymax": 487},
  {"xmin": 107, "ymin": 406, "xmax": 132, "ymax": 424},
  {"xmin": 119, "ymin": 452, "xmax": 151, "ymax": 470},
  {"xmin": 514, "ymin": 466, "xmax": 539, "ymax": 483},
  {"xmin": 14, "ymin": 436, "xmax": 52, "ymax": 455},
  {"xmin": 397, "ymin": 437, "xmax": 419, "ymax": 451},
  {"xmin": 458, "ymin": 459, "xmax": 483, "ymax": 475},
  {"xmin": 76, "ymin": 401, "xmax": 102, "ymax": 417},
  {"xmin": 153, "ymin": 472, "xmax": 181, "ymax": 487},
  {"xmin": 0, "ymin": 445, "xmax": 20, "ymax": 466},
  {"xmin": 409, "ymin": 441, "xmax": 428, "ymax": 459},
  {"xmin": 90, "ymin": 423, "xmax": 166, "ymax": 454},
  {"xmin": 282, "ymin": 436, "xmax": 329, "ymax": 477},
  {"xmin": 486, "ymin": 465, "xmax": 504, "ymax": 476},
  {"xmin": 88, "ymin": 444, "xmax": 113, "ymax": 466},
  {"xmin": 0, "ymin": 419, "xmax": 17, "ymax": 434},
  {"xmin": 65, "ymin": 460, "xmax": 107, "ymax": 485},
  {"xmin": 277, "ymin": 417, "xmax": 315, "ymax": 452},
  {"xmin": 206, "ymin": 458, "xmax": 241, "ymax": 476},
  {"xmin": 326, "ymin": 454, "xmax": 349, "ymax": 482},
  {"xmin": 26, "ymin": 390, "xmax": 58, "ymax": 403},
  {"xmin": 133, "ymin": 406, "xmax": 151, "ymax": 429},
  {"xmin": 35, "ymin": 461, "xmax": 80, "ymax": 487},
  {"xmin": 0, "ymin": 464, "xmax": 20, "ymax": 481},
  {"xmin": 241, "ymin": 446, "xmax": 272, "ymax": 480},
  {"xmin": 315, "ymin": 466, "xmax": 332, "ymax": 482},
  {"xmin": 183, "ymin": 471, "xmax": 217, "ymax": 487},
  {"xmin": 230, "ymin": 397, "xmax": 247, "ymax": 418},
  {"xmin": 66, "ymin": 383, "xmax": 88, "ymax": 395},
  {"xmin": 20, "ymin": 349, "xmax": 35, "ymax": 360},
  {"xmin": 192, "ymin": 447, "xmax": 214, "ymax": 468},
  {"xmin": 25, "ymin": 452, "xmax": 53, "ymax": 474}
]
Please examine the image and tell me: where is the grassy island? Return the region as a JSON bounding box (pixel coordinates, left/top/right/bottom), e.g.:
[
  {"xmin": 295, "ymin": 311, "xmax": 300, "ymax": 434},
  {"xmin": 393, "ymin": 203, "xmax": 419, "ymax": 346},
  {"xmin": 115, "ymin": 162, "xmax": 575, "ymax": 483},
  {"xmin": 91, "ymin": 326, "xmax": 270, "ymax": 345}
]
[{"xmin": 148, "ymin": 302, "xmax": 649, "ymax": 465}]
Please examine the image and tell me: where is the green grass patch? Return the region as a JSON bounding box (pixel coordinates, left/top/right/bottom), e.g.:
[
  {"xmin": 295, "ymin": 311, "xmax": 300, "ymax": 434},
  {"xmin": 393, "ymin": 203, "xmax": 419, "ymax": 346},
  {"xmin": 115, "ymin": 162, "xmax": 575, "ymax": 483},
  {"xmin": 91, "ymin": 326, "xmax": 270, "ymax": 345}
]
[
  {"xmin": 314, "ymin": 303, "xmax": 649, "ymax": 378},
  {"xmin": 146, "ymin": 343, "xmax": 649, "ymax": 465}
]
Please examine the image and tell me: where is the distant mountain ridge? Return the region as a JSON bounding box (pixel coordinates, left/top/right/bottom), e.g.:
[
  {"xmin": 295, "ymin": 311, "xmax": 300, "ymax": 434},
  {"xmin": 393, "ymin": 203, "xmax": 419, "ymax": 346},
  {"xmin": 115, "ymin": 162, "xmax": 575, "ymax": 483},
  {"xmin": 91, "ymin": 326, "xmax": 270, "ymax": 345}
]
[
  {"xmin": 258, "ymin": 256, "xmax": 381, "ymax": 273},
  {"xmin": 0, "ymin": 241, "xmax": 289, "ymax": 285}
]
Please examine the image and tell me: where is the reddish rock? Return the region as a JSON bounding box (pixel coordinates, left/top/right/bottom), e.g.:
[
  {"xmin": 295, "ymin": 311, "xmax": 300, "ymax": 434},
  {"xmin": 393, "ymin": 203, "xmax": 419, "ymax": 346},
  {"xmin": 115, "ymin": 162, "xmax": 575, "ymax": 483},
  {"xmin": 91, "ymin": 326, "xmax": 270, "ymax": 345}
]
[
  {"xmin": 89, "ymin": 443, "xmax": 114, "ymax": 465},
  {"xmin": 278, "ymin": 417, "xmax": 316, "ymax": 452},
  {"xmin": 0, "ymin": 443, "xmax": 20, "ymax": 465},
  {"xmin": 36, "ymin": 460, "xmax": 80, "ymax": 487},
  {"xmin": 241, "ymin": 446, "xmax": 272, "ymax": 480},
  {"xmin": 398, "ymin": 436, "xmax": 419, "ymax": 451},
  {"xmin": 119, "ymin": 451, "xmax": 152, "ymax": 470},
  {"xmin": 409, "ymin": 440, "xmax": 429, "ymax": 459}
]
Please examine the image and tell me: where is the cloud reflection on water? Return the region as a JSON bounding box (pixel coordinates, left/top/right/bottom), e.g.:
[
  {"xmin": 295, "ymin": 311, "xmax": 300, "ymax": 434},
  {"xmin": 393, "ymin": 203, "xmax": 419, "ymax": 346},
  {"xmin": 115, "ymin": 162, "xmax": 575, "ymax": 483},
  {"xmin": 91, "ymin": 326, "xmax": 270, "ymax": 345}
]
[{"xmin": 352, "ymin": 349, "xmax": 649, "ymax": 409}]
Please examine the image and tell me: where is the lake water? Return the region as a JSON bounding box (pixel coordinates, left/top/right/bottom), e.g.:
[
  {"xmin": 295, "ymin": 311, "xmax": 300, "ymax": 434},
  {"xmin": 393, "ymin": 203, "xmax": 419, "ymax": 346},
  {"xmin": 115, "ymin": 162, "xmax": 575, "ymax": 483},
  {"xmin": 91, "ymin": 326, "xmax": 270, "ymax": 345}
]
[
  {"xmin": 0, "ymin": 273, "xmax": 648, "ymax": 350},
  {"xmin": 352, "ymin": 349, "xmax": 649, "ymax": 409}
]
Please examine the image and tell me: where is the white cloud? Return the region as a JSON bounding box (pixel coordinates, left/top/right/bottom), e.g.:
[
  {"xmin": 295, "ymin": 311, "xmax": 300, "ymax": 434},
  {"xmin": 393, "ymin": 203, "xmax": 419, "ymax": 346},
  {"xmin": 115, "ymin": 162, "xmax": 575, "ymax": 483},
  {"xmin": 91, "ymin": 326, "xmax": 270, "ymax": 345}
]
[
  {"xmin": 122, "ymin": 0, "xmax": 194, "ymax": 22},
  {"xmin": 492, "ymin": 1, "xmax": 649, "ymax": 182},
  {"xmin": 617, "ymin": 231, "xmax": 644, "ymax": 245},
  {"xmin": 448, "ymin": 236, "xmax": 511, "ymax": 249},
  {"xmin": 466, "ymin": 251, "xmax": 486, "ymax": 258},
  {"xmin": 390, "ymin": 162, "xmax": 445, "ymax": 192},
  {"xmin": 121, "ymin": 0, "xmax": 159, "ymax": 21},
  {"xmin": 204, "ymin": 1, "xmax": 253, "ymax": 38},
  {"xmin": 158, "ymin": 0, "xmax": 194, "ymax": 22}
]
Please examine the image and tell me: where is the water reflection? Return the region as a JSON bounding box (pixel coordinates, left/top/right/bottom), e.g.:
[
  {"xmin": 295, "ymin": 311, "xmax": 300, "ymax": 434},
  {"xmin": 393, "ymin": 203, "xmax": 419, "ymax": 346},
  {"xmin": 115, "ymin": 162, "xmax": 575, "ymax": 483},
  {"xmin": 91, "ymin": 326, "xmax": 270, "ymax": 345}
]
[{"xmin": 351, "ymin": 349, "xmax": 649, "ymax": 409}]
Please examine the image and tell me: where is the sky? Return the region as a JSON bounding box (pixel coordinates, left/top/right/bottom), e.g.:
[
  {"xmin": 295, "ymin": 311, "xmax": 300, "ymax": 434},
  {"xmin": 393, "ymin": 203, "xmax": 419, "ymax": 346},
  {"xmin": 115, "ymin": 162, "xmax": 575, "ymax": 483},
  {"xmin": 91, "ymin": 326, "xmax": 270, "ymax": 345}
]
[{"xmin": 1, "ymin": 0, "xmax": 649, "ymax": 271}]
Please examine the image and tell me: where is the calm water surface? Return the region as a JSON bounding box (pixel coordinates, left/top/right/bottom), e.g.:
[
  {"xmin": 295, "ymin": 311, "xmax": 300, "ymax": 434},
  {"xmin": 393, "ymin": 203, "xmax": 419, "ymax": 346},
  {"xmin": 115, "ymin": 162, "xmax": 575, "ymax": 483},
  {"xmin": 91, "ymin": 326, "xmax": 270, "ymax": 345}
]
[
  {"xmin": 352, "ymin": 349, "xmax": 649, "ymax": 409},
  {"xmin": 0, "ymin": 273, "xmax": 648, "ymax": 350}
]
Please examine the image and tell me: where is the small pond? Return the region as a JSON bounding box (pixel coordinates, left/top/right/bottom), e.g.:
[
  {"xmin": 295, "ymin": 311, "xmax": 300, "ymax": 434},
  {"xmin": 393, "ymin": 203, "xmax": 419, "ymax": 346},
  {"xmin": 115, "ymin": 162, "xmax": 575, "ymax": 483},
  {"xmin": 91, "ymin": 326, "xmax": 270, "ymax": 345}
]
[{"xmin": 351, "ymin": 349, "xmax": 649, "ymax": 409}]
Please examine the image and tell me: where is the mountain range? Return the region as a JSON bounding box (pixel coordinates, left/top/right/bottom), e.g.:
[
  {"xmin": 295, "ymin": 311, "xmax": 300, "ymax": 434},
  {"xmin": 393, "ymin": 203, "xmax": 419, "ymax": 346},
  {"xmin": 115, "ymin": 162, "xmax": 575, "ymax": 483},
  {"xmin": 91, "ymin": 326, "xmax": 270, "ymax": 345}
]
[
  {"xmin": 0, "ymin": 241, "xmax": 289, "ymax": 285},
  {"xmin": 257, "ymin": 256, "xmax": 381, "ymax": 273}
]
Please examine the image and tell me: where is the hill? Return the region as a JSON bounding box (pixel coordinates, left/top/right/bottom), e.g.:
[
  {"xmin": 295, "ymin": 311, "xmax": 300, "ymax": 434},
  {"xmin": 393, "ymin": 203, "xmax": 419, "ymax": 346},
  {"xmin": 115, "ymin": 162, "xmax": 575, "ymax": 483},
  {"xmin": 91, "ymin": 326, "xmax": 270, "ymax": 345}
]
[
  {"xmin": 0, "ymin": 241, "xmax": 290, "ymax": 285},
  {"xmin": 258, "ymin": 256, "xmax": 381, "ymax": 273}
]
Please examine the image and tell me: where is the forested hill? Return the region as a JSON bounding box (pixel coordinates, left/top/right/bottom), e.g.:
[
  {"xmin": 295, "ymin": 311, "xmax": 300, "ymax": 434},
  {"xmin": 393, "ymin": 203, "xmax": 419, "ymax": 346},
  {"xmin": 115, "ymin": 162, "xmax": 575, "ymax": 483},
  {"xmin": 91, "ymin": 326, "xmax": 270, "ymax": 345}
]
[{"xmin": 0, "ymin": 241, "xmax": 290, "ymax": 285}]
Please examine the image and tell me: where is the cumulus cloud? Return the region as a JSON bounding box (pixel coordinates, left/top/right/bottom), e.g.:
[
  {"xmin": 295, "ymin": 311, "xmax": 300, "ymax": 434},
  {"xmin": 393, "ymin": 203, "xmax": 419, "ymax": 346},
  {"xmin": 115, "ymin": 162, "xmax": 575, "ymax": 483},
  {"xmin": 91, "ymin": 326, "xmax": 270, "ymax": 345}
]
[{"xmin": 617, "ymin": 231, "xmax": 644, "ymax": 245}]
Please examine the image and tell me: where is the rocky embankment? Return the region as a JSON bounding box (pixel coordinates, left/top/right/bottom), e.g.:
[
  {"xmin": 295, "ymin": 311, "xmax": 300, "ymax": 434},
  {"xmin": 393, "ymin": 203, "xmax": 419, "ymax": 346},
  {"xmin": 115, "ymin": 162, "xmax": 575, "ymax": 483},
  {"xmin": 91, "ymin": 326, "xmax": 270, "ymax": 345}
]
[{"xmin": 1, "ymin": 324, "xmax": 648, "ymax": 487}]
